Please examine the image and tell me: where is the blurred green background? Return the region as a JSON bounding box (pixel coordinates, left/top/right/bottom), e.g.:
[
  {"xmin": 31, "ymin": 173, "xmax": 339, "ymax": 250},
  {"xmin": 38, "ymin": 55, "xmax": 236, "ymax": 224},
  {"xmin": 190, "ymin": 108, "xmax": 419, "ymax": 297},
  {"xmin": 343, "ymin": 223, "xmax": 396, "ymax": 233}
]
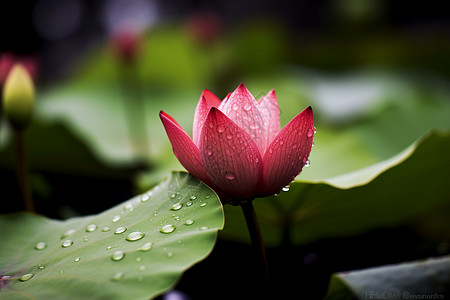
[{"xmin": 1, "ymin": 0, "xmax": 449, "ymax": 298}]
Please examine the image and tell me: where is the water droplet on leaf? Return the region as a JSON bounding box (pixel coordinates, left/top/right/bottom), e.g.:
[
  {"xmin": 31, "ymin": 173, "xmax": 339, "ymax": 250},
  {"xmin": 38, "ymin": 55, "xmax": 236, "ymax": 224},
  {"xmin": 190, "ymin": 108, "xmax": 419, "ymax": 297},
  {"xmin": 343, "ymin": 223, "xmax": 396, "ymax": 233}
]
[
  {"xmin": 112, "ymin": 251, "xmax": 125, "ymax": 261},
  {"xmin": 184, "ymin": 219, "xmax": 194, "ymax": 225},
  {"xmin": 38, "ymin": 265, "xmax": 45, "ymax": 270},
  {"xmin": 112, "ymin": 215, "xmax": 121, "ymax": 223},
  {"xmin": 160, "ymin": 224, "xmax": 176, "ymax": 234},
  {"xmin": 102, "ymin": 227, "xmax": 111, "ymax": 232},
  {"xmin": 61, "ymin": 229, "xmax": 76, "ymax": 239},
  {"xmin": 170, "ymin": 203, "xmax": 183, "ymax": 211},
  {"xmin": 111, "ymin": 272, "xmax": 124, "ymax": 281},
  {"xmin": 126, "ymin": 231, "xmax": 145, "ymax": 241},
  {"xmin": 304, "ymin": 160, "xmax": 310, "ymax": 168},
  {"xmin": 139, "ymin": 242, "xmax": 153, "ymax": 251},
  {"xmin": 282, "ymin": 185, "xmax": 290, "ymax": 192},
  {"xmin": 200, "ymin": 202, "xmax": 207, "ymax": 207},
  {"xmin": 114, "ymin": 227, "xmax": 127, "ymax": 234},
  {"xmin": 34, "ymin": 242, "xmax": 47, "ymax": 250},
  {"xmin": 18, "ymin": 273, "xmax": 34, "ymax": 282},
  {"xmin": 62, "ymin": 240, "xmax": 73, "ymax": 248},
  {"xmin": 86, "ymin": 224, "xmax": 97, "ymax": 232},
  {"xmin": 141, "ymin": 192, "xmax": 151, "ymax": 202},
  {"xmin": 74, "ymin": 257, "xmax": 81, "ymax": 262}
]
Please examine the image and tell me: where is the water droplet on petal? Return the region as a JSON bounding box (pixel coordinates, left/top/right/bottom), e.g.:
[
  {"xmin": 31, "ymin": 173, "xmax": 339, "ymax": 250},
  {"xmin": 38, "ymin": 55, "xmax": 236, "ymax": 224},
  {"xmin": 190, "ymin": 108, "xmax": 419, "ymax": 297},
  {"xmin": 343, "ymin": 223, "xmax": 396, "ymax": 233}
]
[
  {"xmin": 244, "ymin": 103, "xmax": 252, "ymax": 111},
  {"xmin": 112, "ymin": 215, "xmax": 121, "ymax": 223},
  {"xmin": 112, "ymin": 251, "xmax": 125, "ymax": 261},
  {"xmin": 62, "ymin": 240, "xmax": 73, "ymax": 248},
  {"xmin": 184, "ymin": 219, "xmax": 194, "ymax": 225},
  {"xmin": 232, "ymin": 103, "xmax": 239, "ymax": 111},
  {"xmin": 217, "ymin": 125, "xmax": 225, "ymax": 133},
  {"xmin": 160, "ymin": 224, "xmax": 176, "ymax": 234},
  {"xmin": 18, "ymin": 273, "xmax": 34, "ymax": 282},
  {"xmin": 304, "ymin": 160, "xmax": 311, "ymax": 168},
  {"xmin": 114, "ymin": 227, "xmax": 127, "ymax": 234},
  {"xmin": 225, "ymin": 171, "xmax": 235, "ymax": 180},
  {"xmin": 307, "ymin": 128, "xmax": 314, "ymax": 137},
  {"xmin": 86, "ymin": 224, "xmax": 97, "ymax": 232},
  {"xmin": 139, "ymin": 242, "xmax": 153, "ymax": 251},
  {"xmin": 111, "ymin": 272, "xmax": 124, "ymax": 281},
  {"xmin": 61, "ymin": 229, "xmax": 76, "ymax": 239},
  {"xmin": 226, "ymin": 133, "xmax": 233, "ymax": 140},
  {"xmin": 34, "ymin": 242, "xmax": 47, "ymax": 250},
  {"xmin": 170, "ymin": 203, "xmax": 183, "ymax": 211},
  {"xmin": 207, "ymin": 149, "xmax": 212, "ymax": 156},
  {"xmin": 74, "ymin": 257, "xmax": 81, "ymax": 262},
  {"xmin": 126, "ymin": 231, "xmax": 145, "ymax": 241}
]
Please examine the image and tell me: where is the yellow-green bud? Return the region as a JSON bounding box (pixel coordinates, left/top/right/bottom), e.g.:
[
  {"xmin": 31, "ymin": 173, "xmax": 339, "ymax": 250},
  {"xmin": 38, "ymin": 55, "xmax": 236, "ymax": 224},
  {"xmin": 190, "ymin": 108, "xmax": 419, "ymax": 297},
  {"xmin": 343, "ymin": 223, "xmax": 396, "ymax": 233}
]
[{"xmin": 2, "ymin": 64, "xmax": 35, "ymax": 129}]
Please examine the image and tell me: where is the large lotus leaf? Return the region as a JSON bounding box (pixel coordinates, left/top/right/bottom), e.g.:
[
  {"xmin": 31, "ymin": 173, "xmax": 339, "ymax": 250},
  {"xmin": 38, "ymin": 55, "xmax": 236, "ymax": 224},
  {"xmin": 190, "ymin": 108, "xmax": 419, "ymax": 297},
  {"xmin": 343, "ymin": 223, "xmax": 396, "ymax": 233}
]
[
  {"xmin": 0, "ymin": 172, "xmax": 224, "ymax": 300},
  {"xmin": 220, "ymin": 131, "xmax": 450, "ymax": 246},
  {"xmin": 324, "ymin": 255, "xmax": 450, "ymax": 300}
]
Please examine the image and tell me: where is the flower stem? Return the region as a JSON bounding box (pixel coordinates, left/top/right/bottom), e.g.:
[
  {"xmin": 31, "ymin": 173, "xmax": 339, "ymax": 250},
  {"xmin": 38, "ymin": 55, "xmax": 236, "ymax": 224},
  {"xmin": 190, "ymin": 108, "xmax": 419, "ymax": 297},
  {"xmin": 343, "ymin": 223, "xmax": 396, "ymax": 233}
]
[
  {"xmin": 13, "ymin": 129, "xmax": 33, "ymax": 211},
  {"xmin": 241, "ymin": 200, "xmax": 269, "ymax": 280}
]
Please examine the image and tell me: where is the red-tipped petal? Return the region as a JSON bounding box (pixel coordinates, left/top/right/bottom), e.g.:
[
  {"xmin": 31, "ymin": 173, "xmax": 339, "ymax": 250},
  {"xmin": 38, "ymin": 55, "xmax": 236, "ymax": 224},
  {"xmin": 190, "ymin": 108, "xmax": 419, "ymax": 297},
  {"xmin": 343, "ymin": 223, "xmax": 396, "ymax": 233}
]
[
  {"xmin": 218, "ymin": 83, "xmax": 267, "ymax": 154},
  {"xmin": 260, "ymin": 106, "xmax": 314, "ymax": 196},
  {"xmin": 160, "ymin": 111, "xmax": 212, "ymax": 185},
  {"xmin": 193, "ymin": 89, "xmax": 221, "ymax": 146},
  {"xmin": 199, "ymin": 108, "xmax": 262, "ymax": 200},
  {"xmin": 257, "ymin": 89, "xmax": 280, "ymax": 153}
]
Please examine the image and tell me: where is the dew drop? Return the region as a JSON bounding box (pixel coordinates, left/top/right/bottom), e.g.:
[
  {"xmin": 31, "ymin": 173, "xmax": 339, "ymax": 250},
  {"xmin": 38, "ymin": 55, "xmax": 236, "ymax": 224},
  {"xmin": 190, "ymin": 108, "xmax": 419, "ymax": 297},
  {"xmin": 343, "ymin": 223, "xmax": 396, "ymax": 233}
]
[
  {"xmin": 62, "ymin": 239, "xmax": 73, "ymax": 248},
  {"xmin": 279, "ymin": 140, "xmax": 284, "ymax": 145},
  {"xmin": 269, "ymin": 148, "xmax": 273, "ymax": 154},
  {"xmin": 167, "ymin": 251, "xmax": 174, "ymax": 258},
  {"xmin": 34, "ymin": 242, "xmax": 47, "ymax": 250},
  {"xmin": 114, "ymin": 227, "xmax": 127, "ymax": 234},
  {"xmin": 170, "ymin": 203, "xmax": 183, "ymax": 211},
  {"xmin": 86, "ymin": 224, "xmax": 97, "ymax": 232},
  {"xmin": 200, "ymin": 202, "xmax": 207, "ymax": 207},
  {"xmin": 224, "ymin": 171, "xmax": 235, "ymax": 180},
  {"xmin": 112, "ymin": 215, "xmax": 121, "ymax": 223},
  {"xmin": 307, "ymin": 128, "xmax": 314, "ymax": 137},
  {"xmin": 74, "ymin": 257, "xmax": 81, "ymax": 262},
  {"xmin": 184, "ymin": 219, "xmax": 194, "ymax": 225},
  {"xmin": 232, "ymin": 103, "xmax": 239, "ymax": 111},
  {"xmin": 170, "ymin": 193, "xmax": 176, "ymax": 199},
  {"xmin": 136, "ymin": 257, "xmax": 142, "ymax": 262},
  {"xmin": 190, "ymin": 195, "xmax": 197, "ymax": 200},
  {"xmin": 304, "ymin": 160, "xmax": 311, "ymax": 168},
  {"xmin": 141, "ymin": 192, "xmax": 151, "ymax": 202},
  {"xmin": 102, "ymin": 227, "xmax": 111, "ymax": 232},
  {"xmin": 186, "ymin": 201, "xmax": 193, "ymax": 206},
  {"xmin": 111, "ymin": 272, "xmax": 124, "ymax": 281},
  {"xmin": 292, "ymin": 143, "xmax": 297, "ymax": 149},
  {"xmin": 139, "ymin": 242, "xmax": 153, "ymax": 251},
  {"xmin": 243, "ymin": 103, "xmax": 252, "ymax": 111},
  {"xmin": 226, "ymin": 133, "xmax": 233, "ymax": 140},
  {"xmin": 18, "ymin": 273, "xmax": 34, "ymax": 282},
  {"xmin": 139, "ymin": 265, "xmax": 146, "ymax": 271},
  {"xmin": 106, "ymin": 245, "xmax": 113, "ymax": 250},
  {"xmin": 207, "ymin": 149, "xmax": 212, "ymax": 156},
  {"xmin": 61, "ymin": 229, "xmax": 76, "ymax": 239},
  {"xmin": 38, "ymin": 265, "xmax": 45, "ymax": 270},
  {"xmin": 200, "ymin": 226, "xmax": 209, "ymax": 230},
  {"xmin": 208, "ymin": 121, "xmax": 214, "ymax": 128},
  {"xmin": 126, "ymin": 231, "xmax": 145, "ymax": 241},
  {"xmin": 160, "ymin": 224, "xmax": 176, "ymax": 234},
  {"xmin": 217, "ymin": 125, "xmax": 225, "ymax": 133},
  {"xmin": 282, "ymin": 185, "xmax": 290, "ymax": 192},
  {"xmin": 112, "ymin": 251, "xmax": 125, "ymax": 261}
]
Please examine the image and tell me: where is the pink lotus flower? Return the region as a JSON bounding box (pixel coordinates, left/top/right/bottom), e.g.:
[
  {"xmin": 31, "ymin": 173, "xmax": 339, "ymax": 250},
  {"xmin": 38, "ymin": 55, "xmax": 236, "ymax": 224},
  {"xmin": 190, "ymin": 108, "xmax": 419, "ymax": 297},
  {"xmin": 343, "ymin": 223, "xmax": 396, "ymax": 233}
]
[{"xmin": 160, "ymin": 83, "xmax": 315, "ymax": 202}]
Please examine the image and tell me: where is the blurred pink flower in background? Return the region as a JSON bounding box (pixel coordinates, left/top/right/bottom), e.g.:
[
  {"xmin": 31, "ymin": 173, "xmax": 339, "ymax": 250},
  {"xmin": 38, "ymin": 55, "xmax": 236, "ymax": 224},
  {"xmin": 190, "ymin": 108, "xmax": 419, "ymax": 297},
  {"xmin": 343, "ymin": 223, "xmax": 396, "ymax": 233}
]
[
  {"xmin": 0, "ymin": 53, "xmax": 38, "ymax": 87},
  {"xmin": 160, "ymin": 83, "xmax": 315, "ymax": 202}
]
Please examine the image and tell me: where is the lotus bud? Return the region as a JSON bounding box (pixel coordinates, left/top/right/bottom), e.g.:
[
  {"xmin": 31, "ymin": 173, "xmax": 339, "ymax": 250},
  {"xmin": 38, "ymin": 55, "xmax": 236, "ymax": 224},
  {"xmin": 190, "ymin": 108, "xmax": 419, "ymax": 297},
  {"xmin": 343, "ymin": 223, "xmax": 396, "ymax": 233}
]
[{"xmin": 2, "ymin": 64, "xmax": 35, "ymax": 129}]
